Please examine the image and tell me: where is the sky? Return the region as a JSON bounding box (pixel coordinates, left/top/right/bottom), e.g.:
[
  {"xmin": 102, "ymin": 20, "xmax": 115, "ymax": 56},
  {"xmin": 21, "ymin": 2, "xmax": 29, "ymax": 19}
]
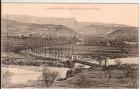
[{"xmin": 2, "ymin": 3, "xmax": 138, "ymax": 27}]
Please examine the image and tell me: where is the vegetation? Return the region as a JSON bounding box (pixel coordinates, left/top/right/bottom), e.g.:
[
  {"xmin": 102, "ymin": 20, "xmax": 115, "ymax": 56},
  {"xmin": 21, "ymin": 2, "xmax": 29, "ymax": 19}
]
[
  {"xmin": 101, "ymin": 62, "xmax": 138, "ymax": 87},
  {"xmin": 42, "ymin": 68, "xmax": 59, "ymax": 88},
  {"xmin": 2, "ymin": 58, "xmax": 76, "ymax": 68},
  {"xmin": 1, "ymin": 16, "xmax": 138, "ymax": 88},
  {"xmin": 2, "ymin": 34, "xmax": 78, "ymax": 53},
  {"xmin": 66, "ymin": 68, "xmax": 85, "ymax": 78}
]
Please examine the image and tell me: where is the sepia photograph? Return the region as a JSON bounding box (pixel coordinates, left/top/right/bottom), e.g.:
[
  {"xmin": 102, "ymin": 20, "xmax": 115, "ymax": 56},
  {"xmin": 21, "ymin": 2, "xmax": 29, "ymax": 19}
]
[{"xmin": 1, "ymin": 3, "xmax": 139, "ymax": 88}]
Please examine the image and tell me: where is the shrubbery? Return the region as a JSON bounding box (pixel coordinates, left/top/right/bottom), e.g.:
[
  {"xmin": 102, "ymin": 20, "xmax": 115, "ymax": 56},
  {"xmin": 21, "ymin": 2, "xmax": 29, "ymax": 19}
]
[
  {"xmin": 42, "ymin": 68, "xmax": 59, "ymax": 88},
  {"xmin": 2, "ymin": 58, "xmax": 76, "ymax": 68}
]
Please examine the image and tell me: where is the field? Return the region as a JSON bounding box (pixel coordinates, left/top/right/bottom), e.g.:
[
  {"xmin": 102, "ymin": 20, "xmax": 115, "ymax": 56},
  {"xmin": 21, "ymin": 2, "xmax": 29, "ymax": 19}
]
[
  {"xmin": 1, "ymin": 51, "xmax": 139, "ymax": 88},
  {"xmin": 2, "ymin": 65, "xmax": 70, "ymax": 88},
  {"xmin": 2, "ymin": 63, "xmax": 138, "ymax": 88},
  {"xmin": 53, "ymin": 66, "xmax": 138, "ymax": 88},
  {"xmin": 30, "ymin": 45, "xmax": 138, "ymax": 61},
  {"xmin": 1, "ymin": 35, "xmax": 139, "ymax": 88}
]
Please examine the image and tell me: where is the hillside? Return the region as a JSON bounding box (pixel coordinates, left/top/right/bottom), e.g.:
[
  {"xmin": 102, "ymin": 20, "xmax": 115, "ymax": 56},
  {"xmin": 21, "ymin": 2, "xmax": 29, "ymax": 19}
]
[
  {"xmin": 107, "ymin": 27, "xmax": 138, "ymax": 41},
  {"xmin": 1, "ymin": 18, "xmax": 78, "ymax": 37},
  {"xmin": 78, "ymin": 24, "xmax": 138, "ymax": 36},
  {"xmin": 2, "ymin": 15, "xmax": 138, "ymax": 37},
  {"xmin": 2, "ymin": 15, "xmax": 80, "ymax": 30}
]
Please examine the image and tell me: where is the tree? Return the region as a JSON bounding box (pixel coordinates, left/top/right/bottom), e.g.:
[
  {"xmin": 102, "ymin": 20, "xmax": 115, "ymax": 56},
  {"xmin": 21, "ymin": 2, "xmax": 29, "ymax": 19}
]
[{"xmin": 42, "ymin": 68, "xmax": 59, "ymax": 88}]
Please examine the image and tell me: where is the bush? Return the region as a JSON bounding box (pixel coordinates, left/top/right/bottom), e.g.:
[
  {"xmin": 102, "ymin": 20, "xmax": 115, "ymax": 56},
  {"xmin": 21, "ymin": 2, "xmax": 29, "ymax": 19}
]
[
  {"xmin": 42, "ymin": 68, "xmax": 59, "ymax": 88},
  {"xmin": 2, "ymin": 59, "xmax": 65, "ymax": 67}
]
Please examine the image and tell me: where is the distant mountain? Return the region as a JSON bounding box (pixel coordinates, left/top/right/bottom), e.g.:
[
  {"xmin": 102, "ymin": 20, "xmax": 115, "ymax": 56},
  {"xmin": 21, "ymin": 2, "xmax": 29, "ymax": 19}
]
[
  {"xmin": 1, "ymin": 18, "xmax": 78, "ymax": 37},
  {"xmin": 2, "ymin": 15, "xmax": 80, "ymax": 30},
  {"xmin": 2, "ymin": 15, "xmax": 138, "ymax": 38},
  {"xmin": 79, "ymin": 24, "xmax": 111, "ymax": 36},
  {"xmin": 78, "ymin": 24, "xmax": 138, "ymax": 36},
  {"xmin": 107, "ymin": 27, "xmax": 138, "ymax": 41}
]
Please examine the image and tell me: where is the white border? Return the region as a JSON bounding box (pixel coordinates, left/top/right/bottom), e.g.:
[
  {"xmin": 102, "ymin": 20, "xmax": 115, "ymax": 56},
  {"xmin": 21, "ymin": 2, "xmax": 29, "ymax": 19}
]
[{"xmin": 1, "ymin": 0, "xmax": 139, "ymax": 3}]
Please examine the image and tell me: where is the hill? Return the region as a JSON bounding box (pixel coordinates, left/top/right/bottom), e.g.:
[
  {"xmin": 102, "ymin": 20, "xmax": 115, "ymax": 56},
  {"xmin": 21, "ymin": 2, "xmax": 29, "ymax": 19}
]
[
  {"xmin": 1, "ymin": 18, "xmax": 78, "ymax": 37},
  {"xmin": 2, "ymin": 15, "xmax": 80, "ymax": 30},
  {"xmin": 3, "ymin": 15, "xmax": 138, "ymax": 36},
  {"xmin": 107, "ymin": 27, "xmax": 138, "ymax": 41},
  {"xmin": 78, "ymin": 24, "xmax": 138, "ymax": 37}
]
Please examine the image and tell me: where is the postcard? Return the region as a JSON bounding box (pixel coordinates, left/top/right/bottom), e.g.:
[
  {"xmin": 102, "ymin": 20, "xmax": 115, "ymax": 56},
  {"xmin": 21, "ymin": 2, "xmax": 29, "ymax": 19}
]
[{"xmin": 1, "ymin": 3, "xmax": 139, "ymax": 89}]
